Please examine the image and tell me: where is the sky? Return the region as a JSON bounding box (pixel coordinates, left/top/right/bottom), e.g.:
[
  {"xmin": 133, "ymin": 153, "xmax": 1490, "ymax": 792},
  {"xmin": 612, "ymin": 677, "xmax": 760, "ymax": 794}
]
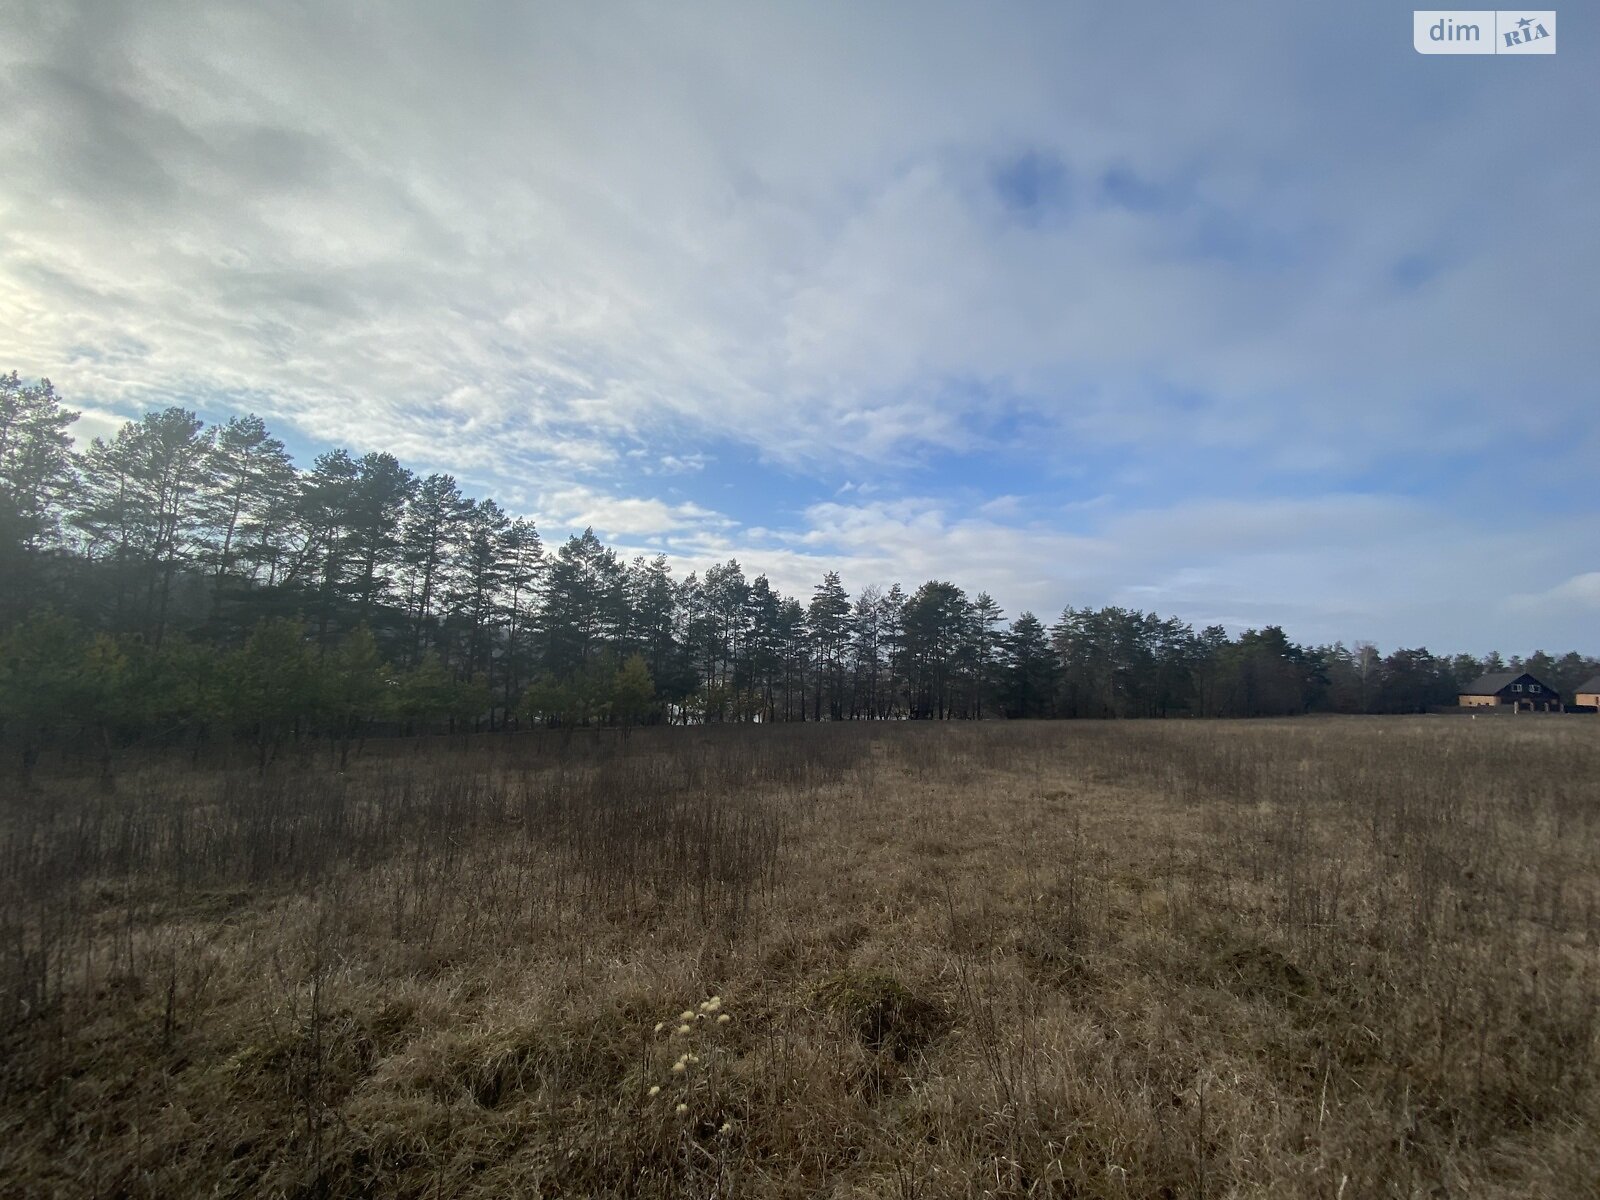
[{"xmin": 1, "ymin": 2, "xmax": 1596, "ymax": 654}]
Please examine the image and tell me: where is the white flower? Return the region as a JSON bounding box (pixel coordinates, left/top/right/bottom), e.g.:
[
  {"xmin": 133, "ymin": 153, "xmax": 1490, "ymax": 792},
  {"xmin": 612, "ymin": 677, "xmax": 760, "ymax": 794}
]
[
  {"xmin": 672, "ymin": 1060, "xmax": 687, "ymax": 1074},
  {"xmin": 677, "ymin": 1024, "xmax": 692, "ymax": 1036},
  {"xmin": 653, "ymin": 1022, "xmax": 665, "ymax": 1034},
  {"xmin": 648, "ymin": 1085, "xmax": 661, "ymax": 1097},
  {"xmin": 716, "ymin": 1014, "xmax": 731, "ymax": 1025},
  {"xmin": 679, "ymin": 1010, "xmax": 695, "ymax": 1022},
  {"xmin": 719, "ymin": 1122, "xmax": 734, "ymax": 1136},
  {"xmin": 675, "ymin": 1103, "xmax": 690, "ymax": 1117},
  {"xmin": 687, "ymin": 1054, "xmax": 699, "ymax": 1063}
]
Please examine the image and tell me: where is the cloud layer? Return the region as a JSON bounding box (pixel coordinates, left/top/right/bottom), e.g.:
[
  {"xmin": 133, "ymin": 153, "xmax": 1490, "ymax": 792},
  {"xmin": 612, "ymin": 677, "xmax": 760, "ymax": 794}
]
[{"xmin": 1, "ymin": 2, "xmax": 1596, "ymax": 650}]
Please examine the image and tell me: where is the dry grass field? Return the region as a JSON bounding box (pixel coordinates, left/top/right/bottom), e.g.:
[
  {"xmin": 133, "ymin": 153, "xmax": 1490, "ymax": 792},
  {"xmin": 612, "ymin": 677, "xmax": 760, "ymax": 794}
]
[{"xmin": 3, "ymin": 718, "xmax": 1598, "ymax": 1198}]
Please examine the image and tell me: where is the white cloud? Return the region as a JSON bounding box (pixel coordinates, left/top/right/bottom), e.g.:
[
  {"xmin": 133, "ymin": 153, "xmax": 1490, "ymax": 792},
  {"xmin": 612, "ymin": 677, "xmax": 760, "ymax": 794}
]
[
  {"xmin": 4, "ymin": 2, "xmax": 1593, "ymax": 476},
  {"xmin": 538, "ymin": 485, "xmax": 734, "ymax": 540},
  {"xmin": 1509, "ymin": 572, "xmax": 1600, "ymax": 614},
  {"xmin": 0, "ymin": 2, "xmax": 1594, "ymax": 650},
  {"xmin": 66, "ymin": 405, "xmax": 135, "ymax": 447},
  {"xmin": 616, "ymin": 492, "xmax": 1598, "ymax": 654}
]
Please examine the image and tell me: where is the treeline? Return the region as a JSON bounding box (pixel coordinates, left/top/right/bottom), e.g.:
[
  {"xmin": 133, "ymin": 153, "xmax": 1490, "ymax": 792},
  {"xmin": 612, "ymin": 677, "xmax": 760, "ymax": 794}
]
[{"xmin": 1, "ymin": 372, "xmax": 1595, "ymax": 767}]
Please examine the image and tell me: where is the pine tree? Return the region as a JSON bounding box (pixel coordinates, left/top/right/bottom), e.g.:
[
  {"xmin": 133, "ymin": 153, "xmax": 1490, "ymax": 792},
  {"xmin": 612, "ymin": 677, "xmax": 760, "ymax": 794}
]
[
  {"xmin": 399, "ymin": 473, "xmax": 471, "ymax": 664},
  {"xmin": 541, "ymin": 529, "xmax": 624, "ymax": 679},
  {"xmin": 1000, "ymin": 611, "xmax": 1054, "ymax": 718},
  {"xmin": 345, "ymin": 453, "xmax": 416, "ymax": 623},
  {"xmin": 807, "ymin": 570, "xmax": 852, "ymax": 720},
  {"xmin": 197, "ymin": 413, "xmax": 297, "ymax": 620},
  {"xmin": 0, "ymin": 373, "xmax": 79, "ymax": 617},
  {"xmin": 499, "ymin": 516, "xmax": 544, "ymax": 716},
  {"xmin": 73, "ymin": 408, "xmax": 214, "ymax": 643},
  {"xmin": 900, "ymin": 581, "xmax": 968, "ymax": 718},
  {"xmin": 878, "ymin": 583, "xmax": 906, "ymax": 719},
  {"xmin": 970, "ymin": 591, "xmax": 1005, "ymax": 719},
  {"xmin": 447, "ymin": 498, "xmax": 512, "ymax": 693}
]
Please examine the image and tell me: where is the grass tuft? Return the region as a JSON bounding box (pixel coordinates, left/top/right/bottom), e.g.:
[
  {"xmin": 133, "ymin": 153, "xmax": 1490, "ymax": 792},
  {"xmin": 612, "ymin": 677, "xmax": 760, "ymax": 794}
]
[{"xmin": 813, "ymin": 970, "xmax": 950, "ymax": 1062}]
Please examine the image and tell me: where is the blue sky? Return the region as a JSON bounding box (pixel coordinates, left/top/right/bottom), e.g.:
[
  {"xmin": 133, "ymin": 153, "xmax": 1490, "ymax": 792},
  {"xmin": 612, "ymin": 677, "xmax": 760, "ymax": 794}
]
[{"xmin": 1, "ymin": 2, "xmax": 1596, "ymax": 652}]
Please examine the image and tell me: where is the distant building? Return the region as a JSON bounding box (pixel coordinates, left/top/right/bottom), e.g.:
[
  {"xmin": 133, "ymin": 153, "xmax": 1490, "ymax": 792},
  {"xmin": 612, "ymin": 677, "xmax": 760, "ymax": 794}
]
[
  {"xmin": 1574, "ymin": 676, "xmax": 1600, "ymax": 711},
  {"xmin": 1458, "ymin": 671, "xmax": 1562, "ymax": 712}
]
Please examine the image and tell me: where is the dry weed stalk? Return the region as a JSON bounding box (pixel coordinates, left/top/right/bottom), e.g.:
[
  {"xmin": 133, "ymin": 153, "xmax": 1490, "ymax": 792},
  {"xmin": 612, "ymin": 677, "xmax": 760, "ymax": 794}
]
[{"xmin": 0, "ymin": 717, "xmax": 1596, "ymax": 1197}]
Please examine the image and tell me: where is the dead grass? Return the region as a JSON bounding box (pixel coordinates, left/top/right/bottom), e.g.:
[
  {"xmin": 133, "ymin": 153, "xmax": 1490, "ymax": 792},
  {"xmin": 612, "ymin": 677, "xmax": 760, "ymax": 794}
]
[{"xmin": 2, "ymin": 716, "xmax": 1598, "ymax": 1197}]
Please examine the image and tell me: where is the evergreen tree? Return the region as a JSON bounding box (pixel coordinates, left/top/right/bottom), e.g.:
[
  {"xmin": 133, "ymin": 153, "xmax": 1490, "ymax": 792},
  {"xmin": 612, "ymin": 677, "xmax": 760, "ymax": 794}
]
[
  {"xmin": 448, "ymin": 498, "xmax": 512, "ymax": 688},
  {"xmin": 399, "ymin": 472, "xmax": 471, "ymax": 663},
  {"xmin": 324, "ymin": 625, "xmax": 393, "ymax": 764},
  {"xmin": 289, "ymin": 449, "xmax": 361, "ymax": 644},
  {"xmin": 223, "ymin": 618, "xmax": 321, "ymax": 770},
  {"xmin": 1001, "ymin": 611, "xmax": 1055, "ymax": 718},
  {"xmin": 346, "ymin": 452, "xmax": 416, "ymax": 624},
  {"xmin": 73, "ymin": 408, "xmax": 214, "ymax": 642},
  {"xmin": 970, "ymin": 591, "xmax": 1005, "ymax": 719},
  {"xmin": 0, "ymin": 612, "xmax": 88, "ymax": 781},
  {"xmin": 197, "ymin": 413, "xmax": 297, "ymax": 614},
  {"xmin": 0, "ymin": 373, "xmax": 79, "ymax": 617},
  {"xmin": 877, "ymin": 583, "xmax": 907, "ymax": 719},
  {"xmin": 541, "ymin": 529, "xmax": 624, "ymax": 678},
  {"xmin": 807, "ymin": 570, "xmax": 852, "ymax": 720},
  {"xmin": 500, "ymin": 516, "xmax": 544, "ymax": 700},
  {"xmin": 900, "ymin": 581, "xmax": 969, "ymax": 719}
]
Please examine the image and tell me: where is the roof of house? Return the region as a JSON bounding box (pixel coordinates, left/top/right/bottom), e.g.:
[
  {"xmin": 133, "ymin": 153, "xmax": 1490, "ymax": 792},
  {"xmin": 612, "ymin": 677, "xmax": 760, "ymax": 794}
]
[
  {"xmin": 1460, "ymin": 671, "xmax": 1550, "ymax": 696},
  {"xmin": 1575, "ymin": 676, "xmax": 1600, "ymax": 696}
]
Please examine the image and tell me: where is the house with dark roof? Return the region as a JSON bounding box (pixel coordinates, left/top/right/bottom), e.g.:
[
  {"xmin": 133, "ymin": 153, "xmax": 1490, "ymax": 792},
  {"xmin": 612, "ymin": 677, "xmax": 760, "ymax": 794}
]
[
  {"xmin": 1458, "ymin": 671, "xmax": 1562, "ymax": 712},
  {"xmin": 1574, "ymin": 676, "xmax": 1600, "ymax": 710}
]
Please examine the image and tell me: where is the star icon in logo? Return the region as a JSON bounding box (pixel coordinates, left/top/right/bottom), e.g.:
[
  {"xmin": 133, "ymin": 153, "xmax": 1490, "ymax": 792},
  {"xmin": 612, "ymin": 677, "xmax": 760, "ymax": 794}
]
[{"xmin": 1517, "ymin": 15, "xmax": 1533, "ymax": 29}]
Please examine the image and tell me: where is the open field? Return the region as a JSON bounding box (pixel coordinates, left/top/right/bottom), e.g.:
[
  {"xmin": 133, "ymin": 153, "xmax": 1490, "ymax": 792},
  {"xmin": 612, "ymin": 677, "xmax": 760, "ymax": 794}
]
[{"xmin": 3, "ymin": 718, "xmax": 1598, "ymax": 1198}]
